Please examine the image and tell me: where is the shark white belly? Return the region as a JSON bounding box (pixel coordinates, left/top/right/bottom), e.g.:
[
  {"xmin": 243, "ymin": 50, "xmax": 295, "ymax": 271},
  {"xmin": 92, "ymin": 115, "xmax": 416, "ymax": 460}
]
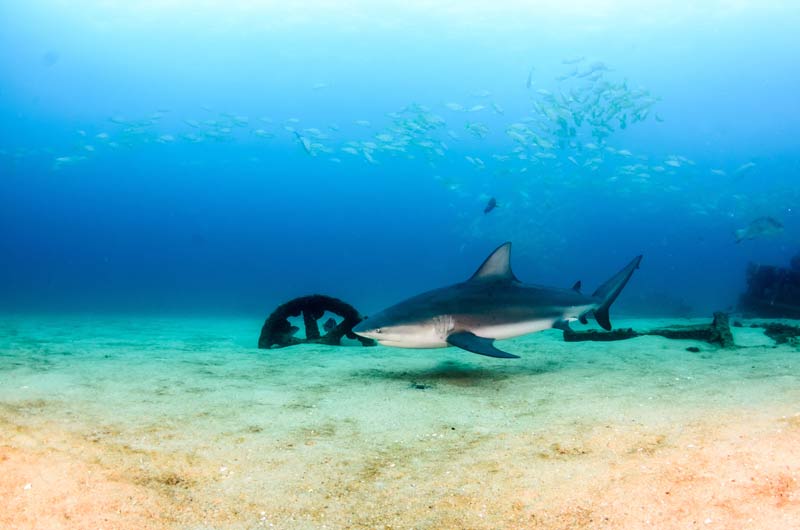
[{"xmin": 474, "ymin": 319, "xmax": 555, "ymax": 340}]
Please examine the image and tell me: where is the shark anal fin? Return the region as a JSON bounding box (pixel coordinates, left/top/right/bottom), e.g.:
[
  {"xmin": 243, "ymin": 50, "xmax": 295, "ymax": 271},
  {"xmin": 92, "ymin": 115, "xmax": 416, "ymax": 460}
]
[{"xmin": 446, "ymin": 331, "xmax": 519, "ymax": 359}]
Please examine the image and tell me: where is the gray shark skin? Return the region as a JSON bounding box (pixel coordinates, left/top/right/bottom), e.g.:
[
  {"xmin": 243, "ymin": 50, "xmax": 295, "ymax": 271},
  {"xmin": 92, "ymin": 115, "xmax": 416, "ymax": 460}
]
[{"xmin": 353, "ymin": 242, "xmax": 642, "ymax": 358}]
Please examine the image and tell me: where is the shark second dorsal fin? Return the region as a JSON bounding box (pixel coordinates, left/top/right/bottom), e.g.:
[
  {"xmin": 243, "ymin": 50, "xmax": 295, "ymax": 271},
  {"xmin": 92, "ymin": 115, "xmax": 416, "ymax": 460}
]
[
  {"xmin": 572, "ymin": 280, "xmax": 582, "ymax": 292},
  {"xmin": 469, "ymin": 242, "xmax": 519, "ymax": 282}
]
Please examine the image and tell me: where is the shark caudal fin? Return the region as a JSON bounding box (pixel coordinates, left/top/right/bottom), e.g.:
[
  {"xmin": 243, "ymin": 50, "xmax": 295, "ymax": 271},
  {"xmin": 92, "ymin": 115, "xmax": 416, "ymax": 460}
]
[{"xmin": 591, "ymin": 255, "xmax": 643, "ymax": 330}]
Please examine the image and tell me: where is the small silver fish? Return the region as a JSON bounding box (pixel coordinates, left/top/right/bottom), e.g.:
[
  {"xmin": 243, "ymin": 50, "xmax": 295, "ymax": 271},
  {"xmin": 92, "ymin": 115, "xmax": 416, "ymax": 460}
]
[{"xmin": 526, "ymin": 67, "xmax": 535, "ymax": 89}]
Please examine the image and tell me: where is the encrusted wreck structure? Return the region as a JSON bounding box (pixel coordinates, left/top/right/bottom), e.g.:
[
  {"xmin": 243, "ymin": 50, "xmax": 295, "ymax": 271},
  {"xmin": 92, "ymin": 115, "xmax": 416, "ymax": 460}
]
[
  {"xmin": 258, "ymin": 294, "xmax": 375, "ymax": 349},
  {"xmin": 738, "ymin": 253, "xmax": 800, "ymax": 318}
]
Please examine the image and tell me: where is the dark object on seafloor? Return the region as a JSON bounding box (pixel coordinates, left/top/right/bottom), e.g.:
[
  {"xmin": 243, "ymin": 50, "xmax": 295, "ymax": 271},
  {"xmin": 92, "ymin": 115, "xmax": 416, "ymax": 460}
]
[
  {"xmin": 563, "ymin": 311, "xmax": 736, "ymax": 348},
  {"xmin": 563, "ymin": 327, "xmax": 639, "ymax": 341},
  {"xmin": 258, "ymin": 294, "xmax": 376, "ymax": 349},
  {"xmin": 738, "ymin": 259, "xmax": 800, "ymax": 318},
  {"xmin": 686, "ymin": 346, "xmax": 701, "ymax": 353},
  {"xmin": 760, "ymin": 322, "xmax": 800, "ymax": 346}
]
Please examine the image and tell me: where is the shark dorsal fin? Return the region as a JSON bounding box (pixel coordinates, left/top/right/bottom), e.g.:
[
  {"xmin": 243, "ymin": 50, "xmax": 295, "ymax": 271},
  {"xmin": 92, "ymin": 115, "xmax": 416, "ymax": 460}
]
[
  {"xmin": 469, "ymin": 242, "xmax": 519, "ymax": 282},
  {"xmin": 572, "ymin": 280, "xmax": 582, "ymax": 292}
]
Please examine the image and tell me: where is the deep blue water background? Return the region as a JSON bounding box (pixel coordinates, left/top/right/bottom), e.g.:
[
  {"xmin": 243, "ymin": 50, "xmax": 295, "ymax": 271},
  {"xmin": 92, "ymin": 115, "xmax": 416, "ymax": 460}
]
[{"xmin": 1, "ymin": 1, "xmax": 798, "ymax": 317}]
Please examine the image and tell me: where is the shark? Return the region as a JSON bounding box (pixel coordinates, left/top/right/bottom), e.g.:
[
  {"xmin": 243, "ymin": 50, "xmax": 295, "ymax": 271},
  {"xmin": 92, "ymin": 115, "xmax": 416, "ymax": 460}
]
[{"xmin": 352, "ymin": 242, "xmax": 642, "ymax": 358}]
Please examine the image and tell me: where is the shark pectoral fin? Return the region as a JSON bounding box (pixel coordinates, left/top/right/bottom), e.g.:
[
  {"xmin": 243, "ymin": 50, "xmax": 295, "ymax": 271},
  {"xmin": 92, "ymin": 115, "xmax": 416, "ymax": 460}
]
[{"xmin": 446, "ymin": 331, "xmax": 519, "ymax": 359}]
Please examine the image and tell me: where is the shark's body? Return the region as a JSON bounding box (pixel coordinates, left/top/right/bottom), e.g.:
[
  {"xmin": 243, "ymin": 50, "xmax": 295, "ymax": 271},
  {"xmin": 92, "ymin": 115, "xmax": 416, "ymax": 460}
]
[{"xmin": 353, "ymin": 243, "xmax": 642, "ymax": 358}]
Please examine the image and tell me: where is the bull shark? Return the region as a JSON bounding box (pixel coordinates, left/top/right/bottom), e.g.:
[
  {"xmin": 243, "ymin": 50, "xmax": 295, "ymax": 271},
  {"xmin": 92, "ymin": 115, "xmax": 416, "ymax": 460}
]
[{"xmin": 353, "ymin": 242, "xmax": 642, "ymax": 358}]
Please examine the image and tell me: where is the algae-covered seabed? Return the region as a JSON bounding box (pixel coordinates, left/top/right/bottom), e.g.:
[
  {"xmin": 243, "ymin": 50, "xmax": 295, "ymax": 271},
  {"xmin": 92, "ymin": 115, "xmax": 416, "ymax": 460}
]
[{"xmin": 1, "ymin": 316, "xmax": 799, "ymax": 529}]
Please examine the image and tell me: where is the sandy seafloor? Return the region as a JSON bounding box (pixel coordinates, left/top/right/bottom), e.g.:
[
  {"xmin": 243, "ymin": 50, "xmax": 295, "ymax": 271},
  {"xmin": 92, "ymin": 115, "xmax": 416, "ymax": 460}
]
[{"xmin": 0, "ymin": 315, "xmax": 799, "ymax": 529}]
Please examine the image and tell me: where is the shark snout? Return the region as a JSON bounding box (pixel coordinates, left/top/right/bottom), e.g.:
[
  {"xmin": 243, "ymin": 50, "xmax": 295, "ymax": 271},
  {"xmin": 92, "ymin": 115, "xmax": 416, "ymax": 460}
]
[
  {"xmin": 352, "ymin": 315, "xmax": 409, "ymax": 343},
  {"xmin": 352, "ymin": 317, "xmax": 379, "ymax": 338},
  {"xmin": 352, "ymin": 319, "xmax": 369, "ymax": 335}
]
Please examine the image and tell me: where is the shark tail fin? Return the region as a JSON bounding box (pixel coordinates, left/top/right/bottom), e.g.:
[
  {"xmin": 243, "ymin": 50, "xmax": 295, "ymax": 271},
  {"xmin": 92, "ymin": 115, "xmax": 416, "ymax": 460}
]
[{"xmin": 591, "ymin": 255, "xmax": 643, "ymax": 330}]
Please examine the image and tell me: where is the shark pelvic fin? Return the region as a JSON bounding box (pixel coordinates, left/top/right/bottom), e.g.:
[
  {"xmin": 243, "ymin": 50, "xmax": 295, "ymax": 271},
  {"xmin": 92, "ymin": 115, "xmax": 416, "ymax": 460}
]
[
  {"xmin": 446, "ymin": 331, "xmax": 519, "ymax": 359},
  {"xmin": 572, "ymin": 280, "xmax": 582, "ymax": 292},
  {"xmin": 469, "ymin": 242, "xmax": 519, "ymax": 282},
  {"xmin": 552, "ymin": 319, "xmax": 572, "ymax": 332}
]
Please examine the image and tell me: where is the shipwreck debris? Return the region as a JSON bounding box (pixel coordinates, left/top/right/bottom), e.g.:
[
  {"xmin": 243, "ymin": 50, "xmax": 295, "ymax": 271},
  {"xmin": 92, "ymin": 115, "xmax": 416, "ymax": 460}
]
[
  {"xmin": 738, "ymin": 254, "xmax": 800, "ymax": 318},
  {"xmin": 258, "ymin": 294, "xmax": 375, "ymax": 349},
  {"xmin": 758, "ymin": 322, "xmax": 800, "ymax": 346},
  {"xmin": 563, "ymin": 312, "xmax": 736, "ymax": 348}
]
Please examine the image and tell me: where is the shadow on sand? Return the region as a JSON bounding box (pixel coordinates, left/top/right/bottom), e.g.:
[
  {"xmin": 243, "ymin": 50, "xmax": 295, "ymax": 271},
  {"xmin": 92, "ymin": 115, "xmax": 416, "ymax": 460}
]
[{"xmin": 351, "ymin": 359, "xmax": 560, "ymax": 388}]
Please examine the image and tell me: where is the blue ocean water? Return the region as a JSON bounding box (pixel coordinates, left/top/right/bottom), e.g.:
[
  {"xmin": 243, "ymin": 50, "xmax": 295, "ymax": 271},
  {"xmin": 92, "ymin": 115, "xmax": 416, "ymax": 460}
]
[
  {"xmin": 4, "ymin": 5, "xmax": 800, "ymax": 527},
  {"xmin": 1, "ymin": 1, "xmax": 799, "ymax": 318}
]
